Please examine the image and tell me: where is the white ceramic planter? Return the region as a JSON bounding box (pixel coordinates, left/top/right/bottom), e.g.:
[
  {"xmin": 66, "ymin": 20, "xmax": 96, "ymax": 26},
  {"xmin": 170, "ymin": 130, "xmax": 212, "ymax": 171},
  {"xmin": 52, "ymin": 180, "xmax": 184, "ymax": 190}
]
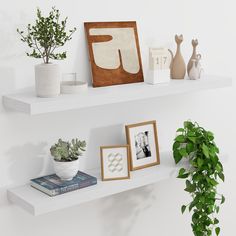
[
  {"xmin": 53, "ymin": 159, "xmax": 79, "ymax": 181},
  {"xmin": 35, "ymin": 63, "xmax": 61, "ymax": 97}
]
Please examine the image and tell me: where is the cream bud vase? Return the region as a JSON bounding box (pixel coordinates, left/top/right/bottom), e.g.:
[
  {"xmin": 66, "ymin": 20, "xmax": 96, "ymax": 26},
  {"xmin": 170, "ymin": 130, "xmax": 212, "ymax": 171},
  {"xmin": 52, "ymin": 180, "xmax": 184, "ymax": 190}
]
[
  {"xmin": 35, "ymin": 63, "xmax": 60, "ymax": 98},
  {"xmin": 53, "ymin": 159, "xmax": 79, "ymax": 181}
]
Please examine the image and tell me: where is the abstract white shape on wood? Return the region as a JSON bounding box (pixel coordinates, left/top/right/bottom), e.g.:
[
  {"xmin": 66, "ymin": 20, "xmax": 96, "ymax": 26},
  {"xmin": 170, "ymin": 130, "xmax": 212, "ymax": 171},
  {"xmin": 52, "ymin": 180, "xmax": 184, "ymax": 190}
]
[{"xmin": 90, "ymin": 28, "xmax": 140, "ymax": 74}]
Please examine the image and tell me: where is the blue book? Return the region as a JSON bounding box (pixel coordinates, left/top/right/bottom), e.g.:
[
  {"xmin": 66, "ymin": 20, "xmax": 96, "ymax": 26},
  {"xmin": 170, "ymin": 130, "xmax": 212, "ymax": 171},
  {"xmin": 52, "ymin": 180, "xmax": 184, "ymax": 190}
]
[{"xmin": 30, "ymin": 171, "xmax": 97, "ymax": 197}]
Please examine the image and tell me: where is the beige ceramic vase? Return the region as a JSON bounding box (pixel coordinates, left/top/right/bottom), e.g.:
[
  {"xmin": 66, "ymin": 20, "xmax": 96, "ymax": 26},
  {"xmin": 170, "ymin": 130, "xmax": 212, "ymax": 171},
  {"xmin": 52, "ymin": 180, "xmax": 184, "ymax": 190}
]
[
  {"xmin": 170, "ymin": 35, "xmax": 186, "ymax": 79},
  {"xmin": 187, "ymin": 39, "xmax": 198, "ymax": 75}
]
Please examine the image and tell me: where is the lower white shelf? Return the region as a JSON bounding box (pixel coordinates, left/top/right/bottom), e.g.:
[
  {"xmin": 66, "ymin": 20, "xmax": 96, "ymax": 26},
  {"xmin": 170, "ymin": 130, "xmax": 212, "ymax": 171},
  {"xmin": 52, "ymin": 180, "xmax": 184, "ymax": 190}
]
[{"xmin": 7, "ymin": 152, "xmax": 178, "ymax": 216}]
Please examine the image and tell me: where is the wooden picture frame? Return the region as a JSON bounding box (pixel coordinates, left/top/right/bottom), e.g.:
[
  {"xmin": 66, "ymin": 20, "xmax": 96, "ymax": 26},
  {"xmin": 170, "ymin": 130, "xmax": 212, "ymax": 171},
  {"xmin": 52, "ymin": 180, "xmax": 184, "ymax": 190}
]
[
  {"xmin": 125, "ymin": 120, "xmax": 160, "ymax": 171},
  {"xmin": 100, "ymin": 145, "xmax": 130, "ymax": 181},
  {"xmin": 84, "ymin": 21, "xmax": 144, "ymax": 87}
]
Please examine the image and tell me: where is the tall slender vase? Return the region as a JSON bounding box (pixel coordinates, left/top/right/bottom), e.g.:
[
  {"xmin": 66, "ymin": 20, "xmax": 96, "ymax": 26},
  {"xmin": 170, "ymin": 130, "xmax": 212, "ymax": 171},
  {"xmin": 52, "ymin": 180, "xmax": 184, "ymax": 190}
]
[
  {"xmin": 187, "ymin": 39, "xmax": 198, "ymax": 75},
  {"xmin": 170, "ymin": 35, "xmax": 186, "ymax": 80}
]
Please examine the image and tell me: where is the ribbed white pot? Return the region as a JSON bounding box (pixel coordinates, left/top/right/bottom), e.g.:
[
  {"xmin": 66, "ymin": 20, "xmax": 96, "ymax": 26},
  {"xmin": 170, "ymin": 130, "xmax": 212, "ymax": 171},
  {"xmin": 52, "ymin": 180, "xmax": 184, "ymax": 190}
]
[
  {"xmin": 35, "ymin": 63, "xmax": 61, "ymax": 98},
  {"xmin": 53, "ymin": 159, "xmax": 79, "ymax": 181}
]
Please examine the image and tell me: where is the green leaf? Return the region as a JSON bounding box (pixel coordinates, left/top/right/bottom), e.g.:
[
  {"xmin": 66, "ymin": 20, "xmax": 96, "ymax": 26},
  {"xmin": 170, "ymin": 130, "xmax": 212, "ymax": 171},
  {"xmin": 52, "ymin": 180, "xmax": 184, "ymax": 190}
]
[
  {"xmin": 197, "ymin": 158, "xmax": 204, "ymax": 168},
  {"xmin": 185, "ymin": 183, "xmax": 196, "ymax": 193},
  {"xmin": 210, "ymin": 179, "xmax": 218, "ymax": 186},
  {"xmin": 173, "ymin": 150, "xmax": 182, "ymax": 164},
  {"xmin": 178, "ymin": 173, "xmax": 189, "ymax": 179},
  {"xmin": 202, "ymin": 143, "xmax": 209, "ymax": 158},
  {"xmin": 184, "ymin": 121, "xmax": 194, "ymax": 129},
  {"xmin": 175, "ymin": 135, "xmax": 185, "ymax": 143},
  {"xmin": 187, "ymin": 131, "xmax": 195, "ymax": 137},
  {"xmin": 221, "ymin": 195, "xmax": 225, "ymax": 204},
  {"xmin": 216, "ymin": 163, "xmax": 222, "ymax": 172},
  {"xmin": 181, "ymin": 205, "xmax": 186, "ymax": 214},
  {"xmin": 214, "ymin": 218, "xmax": 219, "ymax": 225},
  {"xmin": 189, "ymin": 201, "xmax": 196, "ymax": 211},
  {"xmin": 188, "ymin": 136, "xmax": 197, "ymax": 143},
  {"xmin": 179, "ymin": 148, "xmax": 188, "ymax": 157},
  {"xmin": 177, "ymin": 128, "xmax": 185, "ymax": 133},
  {"xmin": 218, "ymin": 172, "xmax": 225, "ymax": 182},
  {"xmin": 215, "ymin": 227, "xmax": 220, "ymax": 235},
  {"xmin": 173, "ymin": 141, "xmax": 180, "ymax": 150},
  {"xmin": 178, "ymin": 168, "xmax": 186, "ymax": 176},
  {"xmin": 186, "ymin": 142, "xmax": 194, "ymax": 153}
]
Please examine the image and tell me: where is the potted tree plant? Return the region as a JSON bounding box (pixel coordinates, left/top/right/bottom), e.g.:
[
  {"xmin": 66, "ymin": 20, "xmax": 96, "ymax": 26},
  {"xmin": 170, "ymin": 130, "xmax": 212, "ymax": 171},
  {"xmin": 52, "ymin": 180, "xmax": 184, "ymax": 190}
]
[
  {"xmin": 173, "ymin": 121, "xmax": 225, "ymax": 236},
  {"xmin": 17, "ymin": 7, "xmax": 76, "ymax": 97},
  {"xmin": 50, "ymin": 138, "xmax": 86, "ymax": 181}
]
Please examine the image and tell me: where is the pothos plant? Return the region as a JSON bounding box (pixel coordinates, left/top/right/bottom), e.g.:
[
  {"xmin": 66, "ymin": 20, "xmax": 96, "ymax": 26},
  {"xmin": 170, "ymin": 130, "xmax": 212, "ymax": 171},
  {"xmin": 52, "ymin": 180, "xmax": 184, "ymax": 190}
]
[
  {"xmin": 50, "ymin": 138, "xmax": 86, "ymax": 162},
  {"xmin": 17, "ymin": 7, "xmax": 76, "ymax": 64},
  {"xmin": 173, "ymin": 121, "xmax": 225, "ymax": 236}
]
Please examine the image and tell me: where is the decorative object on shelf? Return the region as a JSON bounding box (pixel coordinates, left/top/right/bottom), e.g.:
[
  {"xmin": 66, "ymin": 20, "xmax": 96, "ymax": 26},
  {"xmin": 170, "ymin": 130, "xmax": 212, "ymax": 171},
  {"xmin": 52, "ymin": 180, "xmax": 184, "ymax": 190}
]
[
  {"xmin": 173, "ymin": 121, "xmax": 225, "ymax": 236},
  {"xmin": 125, "ymin": 120, "xmax": 160, "ymax": 170},
  {"xmin": 189, "ymin": 54, "xmax": 203, "ymax": 80},
  {"xmin": 169, "ymin": 35, "xmax": 186, "ymax": 80},
  {"xmin": 17, "ymin": 7, "xmax": 76, "ymax": 97},
  {"xmin": 100, "ymin": 145, "xmax": 130, "ymax": 181},
  {"xmin": 60, "ymin": 73, "xmax": 88, "ymax": 94},
  {"xmin": 50, "ymin": 138, "xmax": 86, "ymax": 181},
  {"xmin": 84, "ymin": 21, "xmax": 144, "ymax": 87},
  {"xmin": 187, "ymin": 39, "xmax": 199, "ymax": 75},
  {"xmin": 31, "ymin": 171, "xmax": 97, "ymax": 196},
  {"xmin": 146, "ymin": 47, "xmax": 172, "ymax": 84}
]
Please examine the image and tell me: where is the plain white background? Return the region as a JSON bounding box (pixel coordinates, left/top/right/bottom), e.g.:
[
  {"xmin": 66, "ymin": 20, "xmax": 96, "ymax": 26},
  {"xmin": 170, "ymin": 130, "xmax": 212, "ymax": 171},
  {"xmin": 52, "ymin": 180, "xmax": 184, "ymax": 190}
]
[{"xmin": 0, "ymin": 0, "xmax": 235, "ymax": 235}]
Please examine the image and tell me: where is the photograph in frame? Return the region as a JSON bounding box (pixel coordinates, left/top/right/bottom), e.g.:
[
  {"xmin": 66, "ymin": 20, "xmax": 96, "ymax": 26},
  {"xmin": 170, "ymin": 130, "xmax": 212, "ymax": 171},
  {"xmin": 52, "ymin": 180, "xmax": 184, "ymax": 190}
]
[{"xmin": 126, "ymin": 121, "xmax": 160, "ymax": 170}]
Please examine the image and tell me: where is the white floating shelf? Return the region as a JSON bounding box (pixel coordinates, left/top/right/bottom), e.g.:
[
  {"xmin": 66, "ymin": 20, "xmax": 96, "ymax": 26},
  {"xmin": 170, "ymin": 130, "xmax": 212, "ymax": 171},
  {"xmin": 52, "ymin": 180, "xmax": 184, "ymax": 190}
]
[
  {"xmin": 3, "ymin": 75, "xmax": 232, "ymax": 115},
  {"xmin": 8, "ymin": 152, "xmax": 178, "ymax": 216}
]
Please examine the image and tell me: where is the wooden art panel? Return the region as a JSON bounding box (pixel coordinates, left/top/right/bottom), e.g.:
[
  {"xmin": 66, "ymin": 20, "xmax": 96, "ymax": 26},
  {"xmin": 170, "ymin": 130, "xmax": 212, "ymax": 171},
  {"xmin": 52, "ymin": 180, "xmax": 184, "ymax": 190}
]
[{"xmin": 84, "ymin": 21, "xmax": 144, "ymax": 87}]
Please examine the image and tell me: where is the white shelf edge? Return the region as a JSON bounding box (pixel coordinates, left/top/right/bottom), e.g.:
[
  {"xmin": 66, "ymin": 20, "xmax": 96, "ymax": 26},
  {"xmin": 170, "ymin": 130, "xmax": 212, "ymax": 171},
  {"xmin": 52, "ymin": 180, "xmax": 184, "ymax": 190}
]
[
  {"xmin": 7, "ymin": 152, "xmax": 228, "ymax": 216},
  {"xmin": 7, "ymin": 152, "xmax": 178, "ymax": 216},
  {"xmin": 2, "ymin": 75, "xmax": 232, "ymax": 115}
]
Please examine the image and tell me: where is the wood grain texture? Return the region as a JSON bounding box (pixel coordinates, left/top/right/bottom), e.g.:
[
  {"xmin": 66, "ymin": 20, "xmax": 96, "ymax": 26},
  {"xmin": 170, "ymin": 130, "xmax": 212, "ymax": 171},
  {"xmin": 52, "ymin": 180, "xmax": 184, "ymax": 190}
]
[{"xmin": 84, "ymin": 21, "xmax": 144, "ymax": 87}]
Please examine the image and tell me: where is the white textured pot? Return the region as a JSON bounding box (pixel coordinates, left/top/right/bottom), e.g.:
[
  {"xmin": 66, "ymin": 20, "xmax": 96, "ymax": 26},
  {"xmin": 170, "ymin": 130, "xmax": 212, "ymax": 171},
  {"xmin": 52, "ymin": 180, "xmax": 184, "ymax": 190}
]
[
  {"xmin": 35, "ymin": 63, "xmax": 61, "ymax": 97},
  {"xmin": 53, "ymin": 159, "xmax": 79, "ymax": 181}
]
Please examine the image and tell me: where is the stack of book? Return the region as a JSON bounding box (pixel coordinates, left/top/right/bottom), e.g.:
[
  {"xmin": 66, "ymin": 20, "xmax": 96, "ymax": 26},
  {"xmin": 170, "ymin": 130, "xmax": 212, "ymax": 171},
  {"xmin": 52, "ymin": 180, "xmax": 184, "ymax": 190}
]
[{"xmin": 31, "ymin": 171, "xmax": 97, "ymax": 197}]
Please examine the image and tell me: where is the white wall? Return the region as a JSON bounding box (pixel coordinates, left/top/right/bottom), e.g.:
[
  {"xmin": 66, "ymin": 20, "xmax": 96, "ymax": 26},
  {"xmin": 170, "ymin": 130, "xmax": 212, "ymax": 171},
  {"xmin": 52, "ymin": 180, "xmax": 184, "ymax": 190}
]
[{"xmin": 0, "ymin": 0, "xmax": 235, "ymax": 235}]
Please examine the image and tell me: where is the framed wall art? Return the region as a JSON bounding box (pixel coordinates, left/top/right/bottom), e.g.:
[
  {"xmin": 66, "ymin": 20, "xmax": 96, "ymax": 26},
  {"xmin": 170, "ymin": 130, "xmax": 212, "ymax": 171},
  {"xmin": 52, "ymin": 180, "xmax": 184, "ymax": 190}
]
[
  {"xmin": 125, "ymin": 120, "xmax": 160, "ymax": 171},
  {"xmin": 84, "ymin": 21, "xmax": 144, "ymax": 87},
  {"xmin": 100, "ymin": 145, "xmax": 130, "ymax": 181}
]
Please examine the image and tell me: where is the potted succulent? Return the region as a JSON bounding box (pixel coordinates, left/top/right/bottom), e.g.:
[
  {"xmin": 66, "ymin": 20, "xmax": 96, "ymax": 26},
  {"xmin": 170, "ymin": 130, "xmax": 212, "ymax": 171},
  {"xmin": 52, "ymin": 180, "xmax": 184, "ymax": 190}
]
[
  {"xmin": 173, "ymin": 121, "xmax": 225, "ymax": 236},
  {"xmin": 50, "ymin": 138, "xmax": 86, "ymax": 181},
  {"xmin": 17, "ymin": 7, "xmax": 76, "ymax": 97}
]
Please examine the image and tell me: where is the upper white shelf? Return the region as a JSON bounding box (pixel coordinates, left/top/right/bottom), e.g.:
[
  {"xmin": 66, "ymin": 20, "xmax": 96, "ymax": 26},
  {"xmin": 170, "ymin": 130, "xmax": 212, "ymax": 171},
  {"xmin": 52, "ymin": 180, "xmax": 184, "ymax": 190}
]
[
  {"xmin": 3, "ymin": 75, "xmax": 232, "ymax": 115},
  {"xmin": 7, "ymin": 152, "xmax": 178, "ymax": 216}
]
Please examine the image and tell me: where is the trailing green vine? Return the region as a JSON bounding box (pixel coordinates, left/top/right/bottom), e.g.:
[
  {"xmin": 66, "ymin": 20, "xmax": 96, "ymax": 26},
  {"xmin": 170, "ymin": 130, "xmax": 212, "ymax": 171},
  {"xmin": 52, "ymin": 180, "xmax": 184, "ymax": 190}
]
[{"xmin": 173, "ymin": 121, "xmax": 225, "ymax": 236}]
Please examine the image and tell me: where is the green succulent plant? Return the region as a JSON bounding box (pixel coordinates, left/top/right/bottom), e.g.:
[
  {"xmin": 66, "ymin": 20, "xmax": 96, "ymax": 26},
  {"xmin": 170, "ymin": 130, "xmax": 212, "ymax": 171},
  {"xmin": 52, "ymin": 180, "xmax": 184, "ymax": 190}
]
[
  {"xmin": 173, "ymin": 121, "xmax": 225, "ymax": 236},
  {"xmin": 17, "ymin": 7, "xmax": 76, "ymax": 64},
  {"xmin": 50, "ymin": 138, "xmax": 86, "ymax": 162}
]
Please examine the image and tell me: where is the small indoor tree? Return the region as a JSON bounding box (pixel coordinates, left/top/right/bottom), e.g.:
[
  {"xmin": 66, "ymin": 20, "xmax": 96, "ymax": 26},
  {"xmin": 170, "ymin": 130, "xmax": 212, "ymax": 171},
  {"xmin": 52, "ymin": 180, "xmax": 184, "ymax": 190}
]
[
  {"xmin": 17, "ymin": 7, "xmax": 76, "ymax": 64},
  {"xmin": 17, "ymin": 7, "xmax": 76, "ymax": 97},
  {"xmin": 173, "ymin": 121, "xmax": 225, "ymax": 236}
]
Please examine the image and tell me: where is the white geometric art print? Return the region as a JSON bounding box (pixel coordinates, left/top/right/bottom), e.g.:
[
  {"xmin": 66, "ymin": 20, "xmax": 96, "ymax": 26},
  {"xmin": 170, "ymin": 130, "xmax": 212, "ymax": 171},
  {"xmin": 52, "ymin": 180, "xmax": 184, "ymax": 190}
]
[{"xmin": 100, "ymin": 146, "xmax": 130, "ymax": 181}]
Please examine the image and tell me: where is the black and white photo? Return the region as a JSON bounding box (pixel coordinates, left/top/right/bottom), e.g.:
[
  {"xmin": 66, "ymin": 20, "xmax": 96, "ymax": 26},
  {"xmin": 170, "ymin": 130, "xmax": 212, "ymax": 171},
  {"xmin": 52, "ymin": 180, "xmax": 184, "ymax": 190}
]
[
  {"xmin": 135, "ymin": 131, "xmax": 152, "ymax": 159},
  {"xmin": 126, "ymin": 120, "xmax": 160, "ymax": 171}
]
